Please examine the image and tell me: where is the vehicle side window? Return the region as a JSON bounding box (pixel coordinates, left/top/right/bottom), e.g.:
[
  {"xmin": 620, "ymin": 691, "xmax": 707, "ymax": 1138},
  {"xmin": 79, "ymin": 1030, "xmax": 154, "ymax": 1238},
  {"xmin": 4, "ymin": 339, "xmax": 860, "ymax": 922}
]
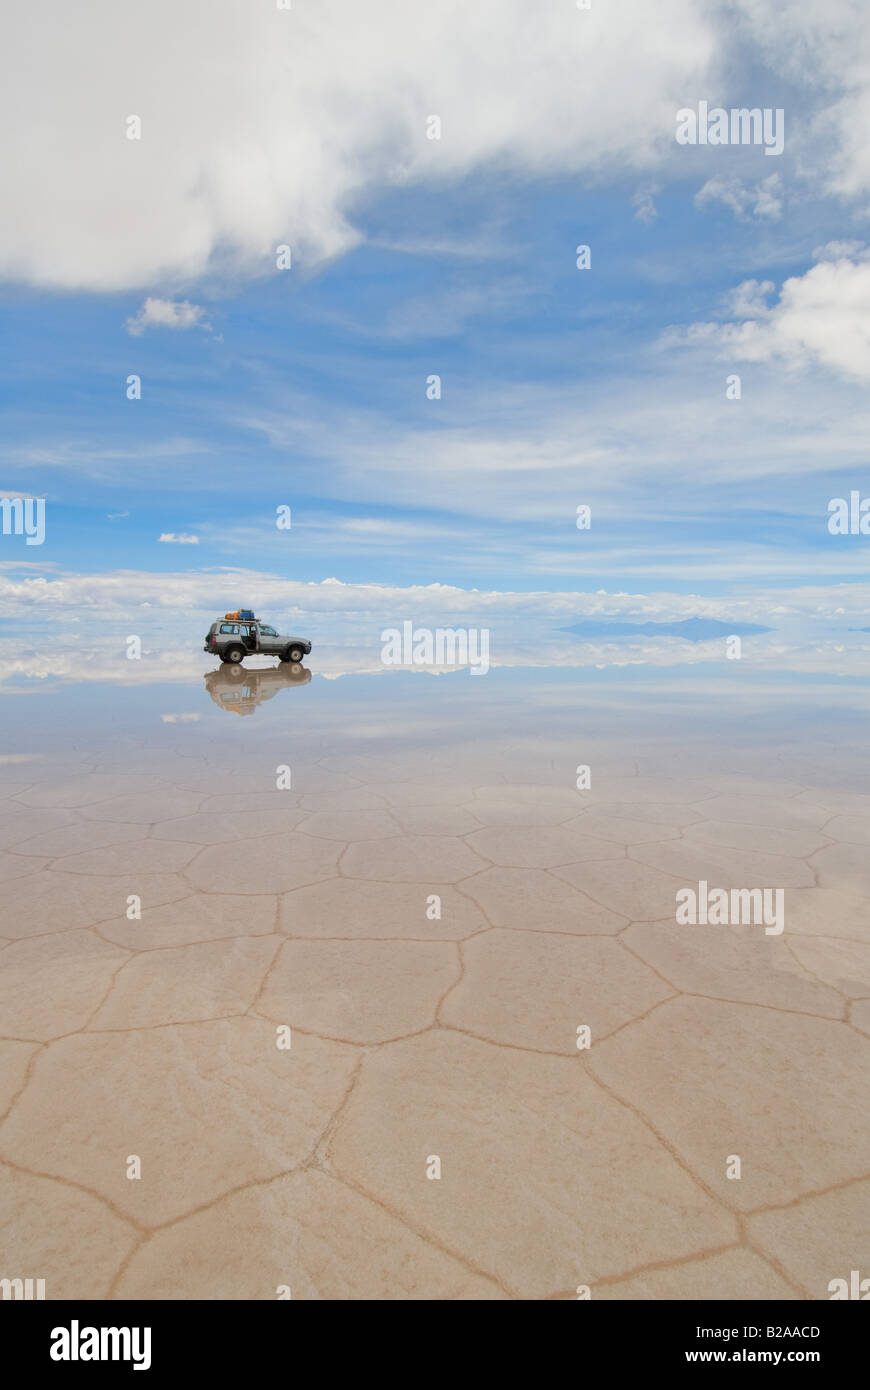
[
  {"xmin": 260, "ymin": 626, "xmax": 275, "ymax": 636},
  {"xmin": 219, "ymin": 624, "xmax": 239, "ymax": 634}
]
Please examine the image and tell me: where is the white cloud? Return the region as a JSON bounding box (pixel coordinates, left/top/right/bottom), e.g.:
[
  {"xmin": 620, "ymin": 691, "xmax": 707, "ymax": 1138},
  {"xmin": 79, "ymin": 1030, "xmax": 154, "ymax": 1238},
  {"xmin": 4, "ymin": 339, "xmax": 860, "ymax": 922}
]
[
  {"xmin": 0, "ymin": 1, "xmax": 718, "ymax": 290},
  {"xmin": 752, "ymin": 174, "xmax": 784, "ymax": 219},
  {"xmin": 6, "ymin": 630, "xmax": 870, "ymax": 688},
  {"xmin": 125, "ymin": 297, "xmax": 211, "ymax": 336},
  {"xmin": 1, "ymin": 564, "xmax": 869, "ymax": 628},
  {"xmin": 4, "ymin": 569, "xmax": 870, "ymax": 689},
  {"xmin": 0, "ymin": 559, "xmax": 58, "ymax": 571},
  {"xmin": 812, "ymin": 240, "xmax": 867, "ymax": 261},
  {"xmin": 664, "ymin": 252, "xmax": 870, "ymax": 379},
  {"xmin": 238, "ymin": 358, "xmax": 870, "ymax": 524},
  {"xmin": 733, "ymin": 0, "xmax": 870, "ymax": 199},
  {"xmin": 1, "ymin": 4, "xmax": 869, "ymax": 293},
  {"xmin": 158, "ymin": 533, "xmax": 199, "ymax": 544},
  {"xmin": 632, "ymin": 184, "xmax": 660, "ymax": 223},
  {"xmin": 722, "ymin": 278, "xmax": 775, "ymax": 317},
  {"xmin": 8, "ymin": 438, "xmax": 209, "ymax": 470},
  {"xmin": 14, "ymin": 336, "xmax": 865, "ymax": 534},
  {"xmin": 695, "ymin": 173, "xmax": 783, "ymax": 220}
]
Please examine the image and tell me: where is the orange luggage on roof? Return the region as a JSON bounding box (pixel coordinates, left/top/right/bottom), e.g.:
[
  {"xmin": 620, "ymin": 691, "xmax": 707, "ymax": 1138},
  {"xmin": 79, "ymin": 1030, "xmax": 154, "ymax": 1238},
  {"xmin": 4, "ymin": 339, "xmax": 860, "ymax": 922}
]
[{"xmin": 225, "ymin": 611, "xmax": 240, "ymax": 620}]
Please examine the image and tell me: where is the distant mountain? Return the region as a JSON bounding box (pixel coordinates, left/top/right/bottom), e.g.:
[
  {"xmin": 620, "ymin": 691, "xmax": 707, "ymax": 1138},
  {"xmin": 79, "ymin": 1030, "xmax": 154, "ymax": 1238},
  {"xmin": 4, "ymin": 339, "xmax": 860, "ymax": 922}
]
[{"xmin": 561, "ymin": 617, "xmax": 773, "ymax": 642}]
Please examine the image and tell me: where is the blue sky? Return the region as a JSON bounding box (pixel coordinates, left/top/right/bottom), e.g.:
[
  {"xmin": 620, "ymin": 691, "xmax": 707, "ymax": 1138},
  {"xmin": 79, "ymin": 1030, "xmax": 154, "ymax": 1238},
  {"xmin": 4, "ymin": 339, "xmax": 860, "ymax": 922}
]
[
  {"xmin": 3, "ymin": 176, "xmax": 868, "ymax": 592},
  {"xmin": 1, "ymin": 0, "xmax": 869, "ymax": 655}
]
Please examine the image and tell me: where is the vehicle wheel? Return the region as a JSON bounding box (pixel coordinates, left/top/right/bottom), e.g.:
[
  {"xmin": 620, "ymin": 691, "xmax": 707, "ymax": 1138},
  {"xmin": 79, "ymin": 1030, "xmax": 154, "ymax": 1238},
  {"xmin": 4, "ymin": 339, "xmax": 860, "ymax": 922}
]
[
  {"xmin": 223, "ymin": 645, "xmax": 245, "ymax": 664},
  {"xmin": 287, "ymin": 646, "xmax": 305, "ymax": 662}
]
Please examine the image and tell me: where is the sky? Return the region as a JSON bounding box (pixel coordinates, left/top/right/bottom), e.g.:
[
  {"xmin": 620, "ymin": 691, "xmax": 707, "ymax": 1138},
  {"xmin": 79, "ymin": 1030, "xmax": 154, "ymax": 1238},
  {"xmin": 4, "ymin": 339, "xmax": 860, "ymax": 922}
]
[{"xmin": 1, "ymin": 0, "xmax": 869, "ymax": 677}]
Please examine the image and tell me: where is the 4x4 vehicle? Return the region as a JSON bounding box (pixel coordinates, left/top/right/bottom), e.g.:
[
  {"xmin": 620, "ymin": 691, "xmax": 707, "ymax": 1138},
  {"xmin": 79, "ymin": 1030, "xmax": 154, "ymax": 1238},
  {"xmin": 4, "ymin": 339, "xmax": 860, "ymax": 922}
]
[
  {"xmin": 204, "ymin": 662, "xmax": 311, "ymax": 715},
  {"xmin": 204, "ymin": 616, "xmax": 311, "ymax": 665}
]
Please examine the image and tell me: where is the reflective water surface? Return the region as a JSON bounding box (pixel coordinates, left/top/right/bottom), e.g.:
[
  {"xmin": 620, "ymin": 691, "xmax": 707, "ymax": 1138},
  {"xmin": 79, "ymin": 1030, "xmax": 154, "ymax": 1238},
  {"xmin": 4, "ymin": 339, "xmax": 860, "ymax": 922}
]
[{"xmin": 1, "ymin": 656, "xmax": 868, "ymax": 1299}]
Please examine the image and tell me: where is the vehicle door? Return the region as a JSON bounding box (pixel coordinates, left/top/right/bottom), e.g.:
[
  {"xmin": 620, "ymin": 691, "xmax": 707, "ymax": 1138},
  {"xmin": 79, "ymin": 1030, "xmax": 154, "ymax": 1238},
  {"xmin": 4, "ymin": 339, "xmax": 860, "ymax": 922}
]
[
  {"xmin": 257, "ymin": 624, "xmax": 280, "ymax": 654},
  {"xmin": 239, "ymin": 623, "xmax": 258, "ymax": 652}
]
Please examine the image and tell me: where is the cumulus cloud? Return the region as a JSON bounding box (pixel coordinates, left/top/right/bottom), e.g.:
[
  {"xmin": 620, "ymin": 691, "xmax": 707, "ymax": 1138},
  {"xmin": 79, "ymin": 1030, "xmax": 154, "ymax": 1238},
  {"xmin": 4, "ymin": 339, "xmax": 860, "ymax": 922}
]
[
  {"xmin": 1, "ymin": 564, "xmax": 868, "ymax": 627},
  {"xmin": 695, "ymin": 173, "xmax": 783, "ymax": 220},
  {"xmin": 734, "ymin": 0, "xmax": 870, "ymax": 199},
  {"xmin": 663, "ymin": 252, "xmax": 870, "ymax": 379},
  {"xmin": 0, "ymin": 0, "xmax": 717, "ymax": 290},
  {"xmin": 125, "ymin": 298, "xmax": 211, "ymax": 336},
  {"xmin": 158, "ymin": 533, "xmax": 199, "ymax": 544},
  {"xmin": 3, "ymin": 566, "xmax": 870, "ymax": 688},
  {"xmin": 722, "ymin": 278, "xmax": 775, "ymax": 318},
  {"xmin": 2, "ymin": 3, "xmax": 870, "ymax": 293}
]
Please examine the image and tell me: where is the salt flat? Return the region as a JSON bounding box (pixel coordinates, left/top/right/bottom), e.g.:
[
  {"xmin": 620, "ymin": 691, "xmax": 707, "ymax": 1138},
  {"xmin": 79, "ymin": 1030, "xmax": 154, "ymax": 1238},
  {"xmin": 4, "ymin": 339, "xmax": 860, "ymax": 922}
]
[{"xmin": 0, "ymin": 666, "xmax": 868, "ymax": 1299}]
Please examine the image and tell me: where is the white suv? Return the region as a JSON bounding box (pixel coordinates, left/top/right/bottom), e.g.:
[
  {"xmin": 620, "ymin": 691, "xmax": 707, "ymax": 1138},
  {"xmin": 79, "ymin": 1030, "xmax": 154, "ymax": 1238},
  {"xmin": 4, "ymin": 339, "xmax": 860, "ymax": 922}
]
[{"xmin": 204, "ymin": 618, "xmax": 311, "ymax": 665}]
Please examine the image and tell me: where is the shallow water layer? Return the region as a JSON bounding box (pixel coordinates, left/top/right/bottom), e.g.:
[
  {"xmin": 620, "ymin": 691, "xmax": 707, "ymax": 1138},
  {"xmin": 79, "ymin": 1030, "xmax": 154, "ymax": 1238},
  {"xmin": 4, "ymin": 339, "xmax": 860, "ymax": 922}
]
[{"xmin": 0, "ymin": 662, "xmax": 868, "ymax": 1299}]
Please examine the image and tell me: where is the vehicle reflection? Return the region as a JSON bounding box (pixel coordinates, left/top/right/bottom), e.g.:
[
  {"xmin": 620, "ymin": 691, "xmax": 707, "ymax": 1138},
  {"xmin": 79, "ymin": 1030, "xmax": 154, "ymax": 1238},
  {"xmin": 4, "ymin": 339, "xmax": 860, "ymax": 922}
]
[{"xmin": 204, "ymin": 662, "xmax": 311, "ymax": 715}]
